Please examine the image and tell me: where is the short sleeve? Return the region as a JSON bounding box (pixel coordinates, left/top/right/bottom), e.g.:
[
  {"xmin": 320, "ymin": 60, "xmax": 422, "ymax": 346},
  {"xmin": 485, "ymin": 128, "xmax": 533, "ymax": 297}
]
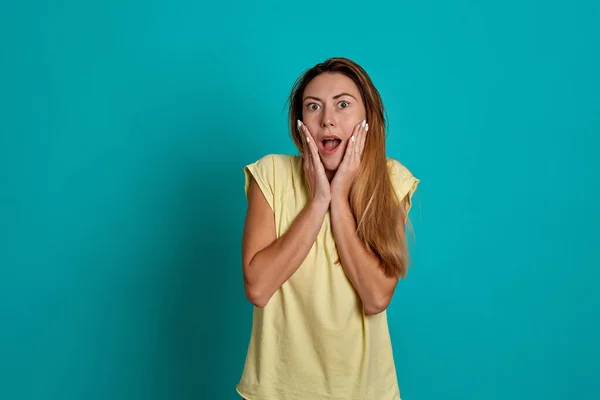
[
  {"xmin": 388, "ymin": 158, "xmax": 420, "ymax": 213},
  {"xmin": 244, "ymin": 154, "xmax": 276, "ymax": 211}
]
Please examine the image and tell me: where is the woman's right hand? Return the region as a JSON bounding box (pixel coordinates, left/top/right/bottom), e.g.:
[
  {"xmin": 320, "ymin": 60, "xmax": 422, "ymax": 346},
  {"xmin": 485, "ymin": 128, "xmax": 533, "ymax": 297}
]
[{"xmin": 298, "ymin": 120, "xmax": 331, "ymax": 206}]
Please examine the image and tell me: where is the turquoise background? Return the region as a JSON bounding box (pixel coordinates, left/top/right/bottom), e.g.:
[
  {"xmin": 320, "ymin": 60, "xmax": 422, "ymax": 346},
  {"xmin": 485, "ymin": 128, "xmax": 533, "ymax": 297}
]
[{"xmin": 1, "ymin": 0, "xmax": 598, "ymax": 399}]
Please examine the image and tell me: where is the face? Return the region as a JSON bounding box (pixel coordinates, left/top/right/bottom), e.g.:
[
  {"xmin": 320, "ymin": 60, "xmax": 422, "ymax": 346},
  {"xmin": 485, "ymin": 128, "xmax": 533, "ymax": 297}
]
[{"xmin": 301, "ymin": 72, "xmax": 367, "ymax": 174}]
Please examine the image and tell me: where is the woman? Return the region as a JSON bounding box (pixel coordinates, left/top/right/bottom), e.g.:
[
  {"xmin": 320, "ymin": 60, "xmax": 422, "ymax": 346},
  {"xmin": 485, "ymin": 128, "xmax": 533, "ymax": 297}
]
[{"xmin": 237, "ymin": 57, "xmax": 420, "ymax": 400}]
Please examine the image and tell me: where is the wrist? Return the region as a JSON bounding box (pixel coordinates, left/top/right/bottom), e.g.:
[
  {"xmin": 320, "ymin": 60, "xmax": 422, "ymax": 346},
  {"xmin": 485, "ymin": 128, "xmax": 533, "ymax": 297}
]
[
  {"xmin": 330, "ymin": 184, "xmax": 350, "ymax": 202},
  {"xmin": 331, "ymin": 188, "xmax": 350, "ymax": 204},
  {"xmin": 308, "ymin": 197, "xmax": 331, "ymax": 215},
  {"xmin": 330, "ymin": 195, "xmax": 350, "ymax": 211}
]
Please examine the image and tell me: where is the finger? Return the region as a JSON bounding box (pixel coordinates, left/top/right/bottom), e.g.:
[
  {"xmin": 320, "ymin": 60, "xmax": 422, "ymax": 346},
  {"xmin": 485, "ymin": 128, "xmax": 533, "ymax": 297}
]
[
  {"xmin": 300, "ymin": 120, "xmax": 316, "ymax": 144},
  {"xmin": 355, "ymin": 121, "xmax": 365, "ymax": 164},
  {"xmin": 348, "ymin": 124, "xmax": 360, "ymax": 164},
  {"xmin": 298, "ymin": 120, "xmax": 313, "ymax": 164},
  {"xmin": 298, "ymin": 122, "xmax": 314, "ymax": 192},
  {"xmin": 302, "ymin": 122, "xmax": 321, "ymax": 165},
  {"xmin": 349, "ymin": 120, "xmax": 362, "ymax": 164},
  {"xmin": 298, "ymin": 120, "xmax": 307, "ymax": 152},
  {"xmin": 358, "ymin": 120, "xmax": 368, "ymax": 159}
]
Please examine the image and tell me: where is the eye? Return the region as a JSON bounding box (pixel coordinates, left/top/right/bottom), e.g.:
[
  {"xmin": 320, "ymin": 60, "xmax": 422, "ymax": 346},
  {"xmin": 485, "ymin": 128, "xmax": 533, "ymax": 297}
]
[
  {"xmin": 338, "ymin": 101, "xmax": 350, "ymax": 109},
  {"xmin": 306, "ymin": 103, "xmax": 320, "ymax": 111}
]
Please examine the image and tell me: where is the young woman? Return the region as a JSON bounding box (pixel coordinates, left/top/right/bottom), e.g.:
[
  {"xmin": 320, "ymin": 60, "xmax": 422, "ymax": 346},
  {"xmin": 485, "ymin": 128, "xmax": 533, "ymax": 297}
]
[{"xmin": 237, "ymin": 57, "xmax": 420, "ymax": 400}]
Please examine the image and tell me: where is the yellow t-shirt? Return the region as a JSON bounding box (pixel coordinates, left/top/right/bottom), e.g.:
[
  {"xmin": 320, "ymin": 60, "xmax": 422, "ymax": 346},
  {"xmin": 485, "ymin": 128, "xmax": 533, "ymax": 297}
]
[{"xmin": 237, "ymin": 154, "xmax": 419, "ymax": 400}]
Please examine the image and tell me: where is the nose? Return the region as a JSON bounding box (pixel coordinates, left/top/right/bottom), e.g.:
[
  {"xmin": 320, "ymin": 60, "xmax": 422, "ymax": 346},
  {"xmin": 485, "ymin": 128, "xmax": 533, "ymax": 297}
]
[{"xmin": 320, "ymin": 107, "xmax": 336, "ymax": 128}]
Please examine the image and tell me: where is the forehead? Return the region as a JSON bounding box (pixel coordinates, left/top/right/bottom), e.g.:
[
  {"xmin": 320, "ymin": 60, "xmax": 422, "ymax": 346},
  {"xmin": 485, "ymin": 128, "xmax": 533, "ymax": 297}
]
[{"xmin": 303, "ymin": 72, "xmax": 360, "ymax": 99}]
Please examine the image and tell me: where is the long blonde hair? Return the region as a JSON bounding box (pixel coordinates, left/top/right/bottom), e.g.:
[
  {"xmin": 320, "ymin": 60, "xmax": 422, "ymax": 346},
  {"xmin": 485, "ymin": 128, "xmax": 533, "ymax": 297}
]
[{"xmin": 287, "ymin": 57, "xmax": 411, "ymax": 279}]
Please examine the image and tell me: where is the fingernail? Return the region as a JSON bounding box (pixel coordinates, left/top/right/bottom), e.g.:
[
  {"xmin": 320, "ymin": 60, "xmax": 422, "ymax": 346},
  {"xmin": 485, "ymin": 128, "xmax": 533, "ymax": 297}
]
[
  {"xmin": 365, "ymin": 123, "xmax": 369, "ymax": 131},
  {"xmin": 351, "ymin": 136, "xmax": 355, "ymax": 142},
  {"xmin": 362, "ymin": 120, "xmax": 366, "ymax": 128},
  {"xmin": 307, "ymin": 137, "xmax": 310, "ymax": 143},
  {"xmin": 297, "ymin": 120, "xmax": 301, "ymax": 129}
]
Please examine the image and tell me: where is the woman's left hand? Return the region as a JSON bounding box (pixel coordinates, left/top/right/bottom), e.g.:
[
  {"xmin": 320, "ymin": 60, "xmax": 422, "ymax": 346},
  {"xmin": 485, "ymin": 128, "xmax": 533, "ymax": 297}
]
[{"xmin": 331, "ymin": 119, "xmax": 368, "ymax": 201}]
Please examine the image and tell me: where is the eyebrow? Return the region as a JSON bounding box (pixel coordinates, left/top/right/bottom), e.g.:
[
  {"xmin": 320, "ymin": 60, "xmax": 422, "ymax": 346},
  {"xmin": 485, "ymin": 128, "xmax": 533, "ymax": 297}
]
[{"xmin": 303, "ymin": 92, "xmax": 358, "ymax": 102}]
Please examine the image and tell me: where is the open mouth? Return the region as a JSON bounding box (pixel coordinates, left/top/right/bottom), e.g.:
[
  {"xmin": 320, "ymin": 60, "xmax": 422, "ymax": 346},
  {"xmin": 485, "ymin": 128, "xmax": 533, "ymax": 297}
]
[{"xmin": 321, "ymin": 138, "xmax": 342, "ymax": 153}]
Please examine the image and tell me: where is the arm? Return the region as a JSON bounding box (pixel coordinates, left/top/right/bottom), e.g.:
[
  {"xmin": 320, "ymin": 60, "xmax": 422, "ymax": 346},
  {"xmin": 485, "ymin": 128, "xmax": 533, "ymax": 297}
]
[
  {"xmin": 241, "ymin": 176, "xmax": 329, "ymax": 308},
  {"xmin": 330, "ymin": 196, "xmax": 402, "ymax": 315}
]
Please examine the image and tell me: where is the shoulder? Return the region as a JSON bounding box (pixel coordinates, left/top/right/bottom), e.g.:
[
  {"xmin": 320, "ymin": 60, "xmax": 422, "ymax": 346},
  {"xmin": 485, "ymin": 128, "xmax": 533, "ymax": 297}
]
[
  {"xmin": 386, "ymin": 157, "xmax": 420, "ymax": 207},
  {"xmin": 248, "ymin": 153, "xmax": 298, "ymax": 166},
  {"xmin": 246, "ymin": 154, "xmax": 300, "ymax": 175},
  {"xmin": 243, "ymin": 154, "xmax": 300, "ymax": 200},
  {"xmin": 386, "ymin": 157, "xmax": 414, "ymax": 179}
]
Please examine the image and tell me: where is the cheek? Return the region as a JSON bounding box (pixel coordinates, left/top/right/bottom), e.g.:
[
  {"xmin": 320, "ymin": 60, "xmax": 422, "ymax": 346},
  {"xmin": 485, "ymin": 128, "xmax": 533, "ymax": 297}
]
[
  {"xmin": 303, "ymin": 117, "xmax": 320, "ymax": 132},
  {"xmin": 341, "ymin": 119, "xmax": 361, "ymax": 138}
]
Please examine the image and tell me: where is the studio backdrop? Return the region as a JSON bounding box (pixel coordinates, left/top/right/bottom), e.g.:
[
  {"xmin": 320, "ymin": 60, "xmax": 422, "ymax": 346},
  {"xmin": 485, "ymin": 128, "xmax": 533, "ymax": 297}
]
[{"xmin": 1, "ymin": 1, "xmax": 598, "ymax": 399}]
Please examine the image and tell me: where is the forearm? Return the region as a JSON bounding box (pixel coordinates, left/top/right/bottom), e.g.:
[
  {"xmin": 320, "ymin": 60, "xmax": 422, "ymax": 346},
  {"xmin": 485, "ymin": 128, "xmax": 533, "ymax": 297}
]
[
  {"xmin": 245, "ymin": 199, "xmax": 329, "ymax": 307},
  {"xmin": 330, "ymin": 197, "xmax": 398, "ymax": 315}
]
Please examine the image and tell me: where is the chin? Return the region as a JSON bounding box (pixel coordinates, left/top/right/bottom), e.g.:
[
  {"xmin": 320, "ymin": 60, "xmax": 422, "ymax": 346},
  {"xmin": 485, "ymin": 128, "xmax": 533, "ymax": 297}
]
[{"xmin": 322, "ymin": 157, "xmax": 342, "ymax": 172}]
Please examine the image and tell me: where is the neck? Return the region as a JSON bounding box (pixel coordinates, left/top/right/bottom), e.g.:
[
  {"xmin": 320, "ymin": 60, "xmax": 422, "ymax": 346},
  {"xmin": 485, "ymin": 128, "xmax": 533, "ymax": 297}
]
[{"xmin": 325, "ymin": 169, "xmax": 335, "ymax": 182}]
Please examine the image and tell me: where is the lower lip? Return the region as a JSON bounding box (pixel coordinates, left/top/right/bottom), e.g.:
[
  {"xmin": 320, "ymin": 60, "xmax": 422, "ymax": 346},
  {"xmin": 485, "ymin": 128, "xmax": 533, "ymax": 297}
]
[{"xmin": 321, "ymin": 141, "xmax": 342, "ymax": 156}]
